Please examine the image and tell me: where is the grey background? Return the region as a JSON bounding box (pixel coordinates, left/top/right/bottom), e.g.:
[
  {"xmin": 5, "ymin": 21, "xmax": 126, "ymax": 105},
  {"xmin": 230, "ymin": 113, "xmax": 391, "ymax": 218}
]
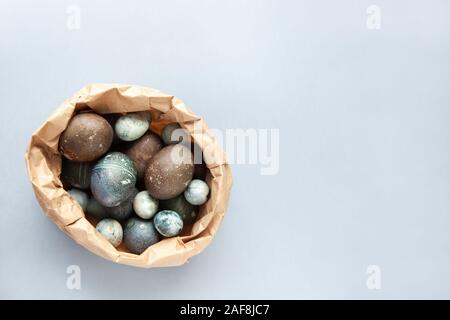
[{"xmin": 1, "ymin": 0, "xmax": 449, "ymax": 299}]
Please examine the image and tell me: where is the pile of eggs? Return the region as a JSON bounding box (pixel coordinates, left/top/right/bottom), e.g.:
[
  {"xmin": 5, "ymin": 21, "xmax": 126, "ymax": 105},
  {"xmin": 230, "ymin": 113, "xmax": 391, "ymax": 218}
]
[{"xmin": 59, "ymin": 111, "xmax": 209, "ymax": 254}]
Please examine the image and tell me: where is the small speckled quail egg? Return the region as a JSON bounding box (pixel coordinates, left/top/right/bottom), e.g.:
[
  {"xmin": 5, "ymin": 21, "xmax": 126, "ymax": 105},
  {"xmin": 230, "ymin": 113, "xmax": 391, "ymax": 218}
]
[
  {"xmin": 184, "ymin": 179, "xmax": 209, "ymax": 205},
  {"xmin": 96, "ymin": 218, "xmax": 123, "ymax": 247},
  {"xmin": 115, "ymin": 112, "xmax": 150, "ymax": 142},
  {"xmin": 133, "ymin": 191, "xmax": 159, "ymax": 219}
]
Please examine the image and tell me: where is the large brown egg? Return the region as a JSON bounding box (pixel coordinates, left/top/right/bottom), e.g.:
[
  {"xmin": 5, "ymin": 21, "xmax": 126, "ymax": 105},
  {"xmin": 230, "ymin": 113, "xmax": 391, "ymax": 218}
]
[
  {"xmin": 59, "ymin": 113, "xmax": 113, "ymax": 162},
  {"xmin": 144, "ymin": 144, "xmax": 194, "ymax": 200},
  {"xmin": 125, "ymin": 132, "xmax": 163, "ymax": 180}
]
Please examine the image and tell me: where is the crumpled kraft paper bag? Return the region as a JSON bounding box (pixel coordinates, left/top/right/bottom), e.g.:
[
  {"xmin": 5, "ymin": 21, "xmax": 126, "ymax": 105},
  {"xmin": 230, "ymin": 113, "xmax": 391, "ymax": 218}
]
[{"xmin": 25, "ymin": 83, "xmax": 232, "ymax": 268}]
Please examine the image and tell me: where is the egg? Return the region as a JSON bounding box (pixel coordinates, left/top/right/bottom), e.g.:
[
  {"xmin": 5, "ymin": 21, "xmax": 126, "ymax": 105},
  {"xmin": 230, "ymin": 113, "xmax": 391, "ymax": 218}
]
[
  {"xmin": 91, "ymin": 152, "xmax": 137, "ymax": 207},
  {"xmin": 184, "ymin": 179, "xmax": 210, "ymax": 206},
  {"xmin": 59, "ymin": 113, "xmax": 113, "ymax": 161},
  {"xmin": 96, "ymin": 218, "xmax": 123, "ymax": 247},
  {"xmin": 144, "ymin": 144, "xmax": 194, "ymax": 200},
  {"xmin": 161, "ymin": 123, "xmax": 189, "ymax": 145},
  {"xmin": 68, "ymin": 188, "xmax": 88, "ymax": 211},
  {"xmin": 104, "ymin": 188, "xmax": 138, "ymax": 220},
  {"xmin": 115, "ymin": 112, "xmax": 150, "ymax": 142},
  {"xmin": 61, "ymin": 159, "xmax": 93, "ymax": 189},
  {"xmin": 123, "ymin": 217, "xmax": 160, "ymax": 254},
  {"xmin": 86, "ymin": 198, "xmax": 108, "ymax": 220},
  {"xmin": 125, "ymin": 132, "xmax": 162, "ymax": 179},
  {"xmin": 153, "ymin": 210, "xmax": 183, "ymax": 237},
  {"xmin": 133, "ymin": 191, "xmax": 159, "ymax": 219},
  {"xmin": 160, "ymin": 194, "xmax": 197, "ymax": 225}
]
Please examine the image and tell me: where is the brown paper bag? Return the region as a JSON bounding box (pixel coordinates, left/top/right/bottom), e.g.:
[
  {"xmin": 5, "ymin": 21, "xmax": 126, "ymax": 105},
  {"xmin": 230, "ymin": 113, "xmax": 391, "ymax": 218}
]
[{"xmin": 25, "ymin": 83, "xmax": 232, "ymax": 268}]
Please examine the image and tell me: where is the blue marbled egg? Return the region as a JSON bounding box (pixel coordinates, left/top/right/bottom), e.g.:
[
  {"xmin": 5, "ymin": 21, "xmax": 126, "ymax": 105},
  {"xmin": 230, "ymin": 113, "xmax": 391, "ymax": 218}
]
[
  {"xmin": 153, "ymin": 210, "xmax": 183, "ymax": 237},
  {"xmin": 91, "ymin": 152, "xmax": 137, "ymax": 207},
  {"xmin": 68, "ymin": 188, "xmax": 88, "ymax": 211},
  {"xmin": 123, "ymin": 217, "xmax": 160, "ymax": 254},
  {"xmin": 86, "ymin": 197, "xmax": 108, "ymax": 220},
  {"xmin": 105, "ymin": 188, "xmax": 138, "ymax": 220}
]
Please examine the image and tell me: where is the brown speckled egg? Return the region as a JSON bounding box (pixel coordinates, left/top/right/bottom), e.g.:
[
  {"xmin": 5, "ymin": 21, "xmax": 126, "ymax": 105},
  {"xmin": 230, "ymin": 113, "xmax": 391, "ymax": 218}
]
[
  {"xmin": 59, "ymin": 113, "xmax": 113, "ymax": 161},
  {"xmin": 144, "ymin": 144, "xmax": 194, "ymax": 200},
  {"xmin": 125, "ymin": 132, "xmax": 163, "ymax": 180}
]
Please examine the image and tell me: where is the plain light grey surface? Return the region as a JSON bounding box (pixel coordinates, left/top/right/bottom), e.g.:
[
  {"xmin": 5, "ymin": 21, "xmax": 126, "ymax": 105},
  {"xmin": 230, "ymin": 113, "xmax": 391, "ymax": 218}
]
[{"xmin": 1, "ymin": 0, "xmax": 450, "ymax": 299}]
